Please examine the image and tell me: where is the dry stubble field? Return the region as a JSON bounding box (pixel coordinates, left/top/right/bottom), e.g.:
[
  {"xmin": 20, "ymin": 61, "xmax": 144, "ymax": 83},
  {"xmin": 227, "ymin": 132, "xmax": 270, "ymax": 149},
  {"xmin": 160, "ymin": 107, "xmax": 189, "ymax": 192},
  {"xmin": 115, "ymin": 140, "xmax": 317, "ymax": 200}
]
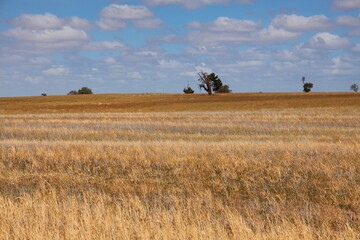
[{"xmin": 0, "ymin": 93, "xmax": 359, "ymax": 239}]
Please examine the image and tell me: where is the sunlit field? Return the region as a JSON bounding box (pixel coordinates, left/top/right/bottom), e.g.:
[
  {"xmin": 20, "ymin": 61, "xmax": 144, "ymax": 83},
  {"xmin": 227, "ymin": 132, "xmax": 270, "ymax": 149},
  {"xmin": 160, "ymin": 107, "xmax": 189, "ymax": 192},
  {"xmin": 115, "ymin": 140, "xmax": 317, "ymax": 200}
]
[{"xmin": 0, "ymin": 93, "xmax": 359, "ymax": 239}]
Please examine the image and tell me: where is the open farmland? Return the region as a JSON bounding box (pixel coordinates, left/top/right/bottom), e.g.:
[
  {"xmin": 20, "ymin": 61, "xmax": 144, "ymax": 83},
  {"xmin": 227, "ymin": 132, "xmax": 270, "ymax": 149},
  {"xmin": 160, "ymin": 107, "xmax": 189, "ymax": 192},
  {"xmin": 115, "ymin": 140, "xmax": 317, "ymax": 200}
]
[{"xmin": 0, "ymin": 93, "xmax": 359, "ymax": 239}]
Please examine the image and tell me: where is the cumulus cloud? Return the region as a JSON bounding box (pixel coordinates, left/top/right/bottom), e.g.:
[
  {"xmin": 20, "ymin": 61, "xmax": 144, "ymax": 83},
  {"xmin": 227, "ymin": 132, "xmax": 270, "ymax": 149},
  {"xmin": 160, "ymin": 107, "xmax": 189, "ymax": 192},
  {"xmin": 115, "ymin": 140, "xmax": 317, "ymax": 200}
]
[
  {"xmin": 29, "ymin": 57, "xmax": 53, "ymax": 65},
  {"xmin": 127, "ymin": 72, "xmax": 142, "ymax": 79},
  {"xmin": 333, "ymin": 0, "xmax": 360, "ymax": 10},
  {"xmin": 158, "ymin": 59, "xmax": 185, "ymax": 68},
  {"xmin": 256, "ymin": 26, "xmax": 301, "ymax": 43},
  {"xmin": 3, "ymin": 13, "xmax": 90, "ymax": 53},
  {"xmin": 306, "ymin": 32, "xmax": 352, "ymax": 50},
  {"xmin": 42, "ymin": 66, "xmax": 70, "ymax": 75},
  {"xmin": 100, "ymin": 4, "xmax": 154, "ymax": 19},
  {"xmin": 140, "ymin": 0, "xmax": 252, "ymax": 9},
  {"xmin": 96, "ymin": 18, "xmax": 126, "ymax": 31},
  {"xmin": 3, "ymin": 26, "xmax": 89, "ymax": 42},
  {"xmin": 336, "ymin": 15, "xmax": 360, "ymax": 27},
  {"xmin": 10, "ymin": 13, "xmax": 91, "ymax": 30},
  {"xmin": 83, "ymin": 41, "xmax": 130, "ymax": 50},
  {"xmin": 347, "ymin": 29, "xmax": 360, "ymax": 36},
  {"xmin": 270, "ymin": 14, "xmax": 332, "ymax": 32},
  {"xmin": 2, "ymin": 13, "xmax": 128, "ymax": 55},
  {"xmin": 186, "ymin": 17, "xmax": 261, "ymax": 32},
  {"xmin": 181, "ymin": 64, "xmax": 213, "ymax": 77},
  {"xmin": 66, "ymin": 17, "xmax": 92, "ymax": 30},
  {"xmin": 229, "ymin": 60, "xmax": 265, "ymax": 67},
  {"xmin": 24, "ymin": 76, "xmax": 45, "ymax": 84},
  {"xmin": 103, "ymin": 57, "xmax": 117, "ymax": 64},
  {"xmin": 178, "ymin": 24, "xmax": 301, "ymax": 46},
  {"xmin": 141, "ymin": 0, "xmax": 226, "ymax": 9},
  {"xmin": 157, "ymin": 16, "xmax": 302, "ymax": 47},
  {"xmin": 352, "ymin": 43, "xmax": 360, "ymax": 51},
  {"xmin": 2, "ymin": 41, "xmax": 86, "ymax": 55},
  {"xmin": 133, "ymin": 19, "xmax": 163, "ymax": 29},
  {"xmin": 97, "ymin": 4, "xmax": 161, "ymax": 31}
]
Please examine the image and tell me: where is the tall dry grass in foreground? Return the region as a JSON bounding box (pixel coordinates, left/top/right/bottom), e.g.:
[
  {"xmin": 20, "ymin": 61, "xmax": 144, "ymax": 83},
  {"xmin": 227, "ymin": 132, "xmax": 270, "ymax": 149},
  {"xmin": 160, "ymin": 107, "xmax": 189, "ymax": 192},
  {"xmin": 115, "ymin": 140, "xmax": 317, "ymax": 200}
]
[{"xmin": 0, "ymin": 109, "xmax": 359, "ymax": 239}]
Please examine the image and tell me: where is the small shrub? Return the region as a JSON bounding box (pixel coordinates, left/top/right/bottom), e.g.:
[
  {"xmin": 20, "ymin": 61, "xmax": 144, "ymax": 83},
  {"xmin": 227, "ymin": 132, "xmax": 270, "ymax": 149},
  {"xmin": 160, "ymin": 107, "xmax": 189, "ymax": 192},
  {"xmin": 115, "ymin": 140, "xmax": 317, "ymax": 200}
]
[
  {"xmin": 216, "ymin": 85, "xmax": 232, "ymax": 93},
  {"xmin": 350, "ymin": 84, "xmax": 359, "ymax": 92},
  {"xmin": 67, "ymin": 90, "xmax": 78, "ymax": 95},
  {"xmin": 183, "ymin": 87, "xmax": 195, "ymax": 94}
]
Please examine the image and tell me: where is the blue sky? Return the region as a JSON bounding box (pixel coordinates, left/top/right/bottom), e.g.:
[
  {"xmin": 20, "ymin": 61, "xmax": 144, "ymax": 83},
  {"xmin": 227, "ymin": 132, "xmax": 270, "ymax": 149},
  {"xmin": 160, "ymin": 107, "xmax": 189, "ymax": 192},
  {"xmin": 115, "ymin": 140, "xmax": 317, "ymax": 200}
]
[{"xmin": 1, "ymin": 0, "xmax": 360, "ymax": 96}]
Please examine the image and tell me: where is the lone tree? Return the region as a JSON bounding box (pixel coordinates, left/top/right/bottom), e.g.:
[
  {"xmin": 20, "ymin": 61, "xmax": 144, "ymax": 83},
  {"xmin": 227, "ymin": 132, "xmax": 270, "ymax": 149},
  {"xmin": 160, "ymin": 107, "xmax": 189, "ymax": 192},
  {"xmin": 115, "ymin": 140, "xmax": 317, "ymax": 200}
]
[
  {"xmin": 198, "ymin": 71, "xmax": 231, "ymax": 95},
  {"xmin": 198, "ymin": 71, "xmax": 213, "ymax": 95},
  {"xmin": 78, "ymin": 87, "xmax": 93, "ymax": 94},
  {"xmin": 301, "ymin": 76, "xmax": 314, "ymax": 92},
  {"xmin": 350, "ymin": 84, "xmax": 359, "ymax": 92}
]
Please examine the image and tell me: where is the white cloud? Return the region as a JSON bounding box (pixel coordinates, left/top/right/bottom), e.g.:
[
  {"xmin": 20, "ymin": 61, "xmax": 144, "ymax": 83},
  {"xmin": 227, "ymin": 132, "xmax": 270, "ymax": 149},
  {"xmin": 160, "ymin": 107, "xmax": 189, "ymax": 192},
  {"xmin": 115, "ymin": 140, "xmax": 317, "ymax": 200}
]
[
  {"xmin": 348, "ymin": 29, "xmax": 360, "ymax": 36},
  {"xmin": 104, "ymin": 57, "xmax": 117, "ymax": 64},
  {"xmin": 96, "ymin": 18, "xmax": 126, "ymax": 31},
  {"xmin": 3, "ymin": 41, "xmax": 85, "ymax": 55},
  {"xmin": 141, "ymin": 0, "xmax": 227, "ymax": 9},
  {"xmin": 1, "ymin": 13, "xmax": 92, "ymax": 55},
  {"xmin": 181, "ymin": 64, "xmax": 213, "ymax": 77},
  {"xmin": 232, "ymin": 60, "xmax": 264, "ymax": 67},
  {"xmin": 306, "ymin": 32, "xmax": 352, "ymax": 50},
  {"xmin": 136, "ymin": 51, "xmax": 159, "ymax": 56},
  {"xmin": 42, "ymin": 67, "xmax": 70, "ymax": 75},
  {"xmin": 10, "ymin": 13, "xmax": 91, "ymax": 30},
  {"xmin": 133, "ymin": 19, "xmax": 163, "ymax": 29},
  {"xmin": 140, "ymin": 0, "xmax": 252, "ymax": 9},
  {"xmin": 97, "ymin": 4, "xmax": 161, "ymax": 30},
  {"xmin": 83, "ymin": 41, "xmax": 130, "ymax": 51},
  {"xmin": 352, "ymin": 43, "xmax": 360, "ymax": 51},
  {"xmin": 127, "ymin": 72, "xmax": 142, "ymax": 79},
  {"xmin": 184, "ymin": 45, "xmax": 230, "ymax": 56},
  {"xmin": 100, "ymin": 4, "xmax": 154, "ymax": 19},
  {"xmin": 29, "ymin": 57, "xmax": 52, "ymax": 65},
  {"xmin": 158, "ymin": 59, "xmax": 183, "ymax": 68},
  {"xmin": 10, "ymin": 13, "xmax": 63, "ymax": 30},
  {"xmin": 256, "ymin": 26, "xmax": 301, "ymax": 43},
  {"xmin": 336, "ymin": 15, "xmax": 360, "ymax": 27},
  {"xmin": 333, "ymin": 0, "xmax": 360, "ymax": 10},
  {"xmin": 186, "ymin": 17, "xmax": 261, "ymax": 32},
  {"xmin": 271, "ymin": 14, "xmax": 332, "ymax": 32},
  {"xmin": 0, "ymin": 54, "xmax": 25, "ymax": 64},
  {"xmin": 174, "ymin": 17, "xmax": 301, "ymax": 47},
  {"xmin": 3, "ymin": 26, "xmax": 89, "ymax": 42},
  {"xmin": 322, "ymin": 56, "xmax": 358, "ymax": 75},
  {"xmin": 66, "ymin": 17, "xmax": 92, "ymax": 30},
  {"xmin": 24, "ymin": 76, "xmax": 45, "ymax": 84},
  {"xmin": 238, "ymin": 0, "xmax": 254, "ymax": 3}
]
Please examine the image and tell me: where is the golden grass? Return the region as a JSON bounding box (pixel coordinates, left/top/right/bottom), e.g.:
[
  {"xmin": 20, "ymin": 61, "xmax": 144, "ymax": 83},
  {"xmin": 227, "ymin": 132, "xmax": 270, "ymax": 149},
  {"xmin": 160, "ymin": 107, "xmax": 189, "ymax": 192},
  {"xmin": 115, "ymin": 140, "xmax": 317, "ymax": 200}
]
[
  {"xmin": 1, "ymin": 92, "xmax": 360, "ymax": 114},
  {"xmin": 0, "ymin": 93, "xmax": 359, "ymax": 239}
]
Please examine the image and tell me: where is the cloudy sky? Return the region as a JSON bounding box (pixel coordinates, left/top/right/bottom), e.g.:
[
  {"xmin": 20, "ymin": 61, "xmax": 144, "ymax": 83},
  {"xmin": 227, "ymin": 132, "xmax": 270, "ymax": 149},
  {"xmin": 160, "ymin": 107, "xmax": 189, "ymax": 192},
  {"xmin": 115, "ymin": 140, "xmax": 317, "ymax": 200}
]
[{"xmin": 1, "ymin": 0, "xmax": 360, "ymax": 96}]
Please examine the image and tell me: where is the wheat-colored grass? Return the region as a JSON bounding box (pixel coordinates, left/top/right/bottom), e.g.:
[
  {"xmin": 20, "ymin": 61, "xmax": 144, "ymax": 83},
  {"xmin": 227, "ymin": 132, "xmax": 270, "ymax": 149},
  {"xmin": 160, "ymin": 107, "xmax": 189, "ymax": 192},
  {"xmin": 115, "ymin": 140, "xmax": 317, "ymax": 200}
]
[
  {"xmin": 1, "ymin": 92, "xmax": 360, "ymax": 114},
  {"xmin": 0, "ymin": 93, "xmax": 359, "ymax": 239}
]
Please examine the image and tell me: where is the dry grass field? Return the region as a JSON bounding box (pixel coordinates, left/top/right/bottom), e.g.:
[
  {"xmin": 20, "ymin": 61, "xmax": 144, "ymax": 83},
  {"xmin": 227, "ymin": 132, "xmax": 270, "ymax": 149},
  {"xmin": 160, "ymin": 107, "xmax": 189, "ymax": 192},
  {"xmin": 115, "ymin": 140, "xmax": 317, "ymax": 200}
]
[
  {"xmin": 0, "ymin": 93, "xmax": 359, "ymax": 239},
  {"xmin": 1, "ymin": 92, "xmax": 360, "ymax": 114}
]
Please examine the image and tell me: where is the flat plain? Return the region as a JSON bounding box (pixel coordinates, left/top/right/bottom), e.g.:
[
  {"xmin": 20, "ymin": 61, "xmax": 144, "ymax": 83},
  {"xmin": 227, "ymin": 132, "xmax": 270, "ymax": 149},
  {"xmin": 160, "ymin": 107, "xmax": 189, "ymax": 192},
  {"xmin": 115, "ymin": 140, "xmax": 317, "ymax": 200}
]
[{"xmin": 0, "ymin": 93, "xmax": 359, "ymax": 239}]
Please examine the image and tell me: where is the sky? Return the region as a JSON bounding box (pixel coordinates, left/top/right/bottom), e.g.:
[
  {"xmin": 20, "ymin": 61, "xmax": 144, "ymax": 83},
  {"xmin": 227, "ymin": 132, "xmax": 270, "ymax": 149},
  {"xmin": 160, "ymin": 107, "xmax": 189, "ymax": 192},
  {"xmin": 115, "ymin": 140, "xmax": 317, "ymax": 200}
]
[{"xmin": 0, "ymin": 0, "xmax": 360, "ymax": 96}]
